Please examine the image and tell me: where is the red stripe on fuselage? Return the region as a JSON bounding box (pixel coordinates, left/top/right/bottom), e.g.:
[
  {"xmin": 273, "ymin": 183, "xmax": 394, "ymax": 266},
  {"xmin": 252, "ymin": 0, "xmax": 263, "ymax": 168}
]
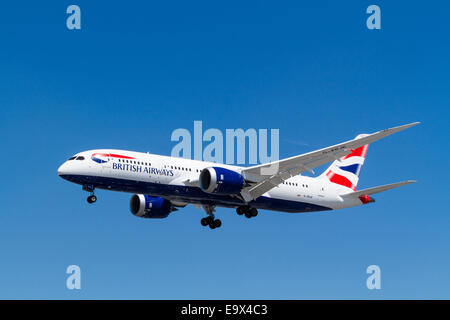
[
  {"xmin": 109, "ymin": 153, "xmax": 136, "ymax": 159},
  {"xmin": 92, "ymin": 153, "xmax": 136, "ymax": 159}
]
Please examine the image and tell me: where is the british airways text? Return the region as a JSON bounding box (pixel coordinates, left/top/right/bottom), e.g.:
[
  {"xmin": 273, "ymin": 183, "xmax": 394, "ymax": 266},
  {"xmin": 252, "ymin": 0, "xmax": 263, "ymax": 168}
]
[{"xmin": 112, "ymin": 163, "xmax": 174, "ymax": 176}]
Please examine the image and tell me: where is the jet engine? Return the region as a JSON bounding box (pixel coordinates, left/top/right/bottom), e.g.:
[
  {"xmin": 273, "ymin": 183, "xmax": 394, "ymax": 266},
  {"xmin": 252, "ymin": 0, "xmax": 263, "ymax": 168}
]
[
  {"xmin": 199, "ymin": 167, "xmax": 244, "ymax": 195},
  {"xmin": 129, "ymin": 194, "xmax": 176, "ymax": 218}
]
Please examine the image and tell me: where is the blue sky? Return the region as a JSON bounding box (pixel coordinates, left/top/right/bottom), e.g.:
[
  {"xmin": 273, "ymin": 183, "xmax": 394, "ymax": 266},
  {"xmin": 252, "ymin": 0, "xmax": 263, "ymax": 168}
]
[{"xmin": 0, "ymin": 1, "xmax": 449, "ymax": 299}]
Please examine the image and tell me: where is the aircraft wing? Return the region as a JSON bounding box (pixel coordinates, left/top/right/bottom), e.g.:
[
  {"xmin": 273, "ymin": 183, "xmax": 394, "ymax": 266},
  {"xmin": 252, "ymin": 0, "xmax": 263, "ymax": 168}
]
[{"xmin": 239, "ymin": 122, "xmax": 419, "ymax": 202}]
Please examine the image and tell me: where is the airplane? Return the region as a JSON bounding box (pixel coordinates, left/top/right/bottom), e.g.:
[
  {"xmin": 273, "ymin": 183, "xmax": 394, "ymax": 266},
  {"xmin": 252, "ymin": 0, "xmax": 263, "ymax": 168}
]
[{"xmin": 57, "ymin": 122, "xmax": 419, "ymax": 229}]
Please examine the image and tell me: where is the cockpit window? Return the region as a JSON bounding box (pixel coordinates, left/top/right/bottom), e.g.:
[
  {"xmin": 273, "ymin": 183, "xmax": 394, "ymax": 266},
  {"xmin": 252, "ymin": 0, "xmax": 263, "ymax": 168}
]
[
  {"xmin": 68, "ymin": 156, "xmax": 76, "ymax": 160},
  {"xmin": 76, "ymin": 156, "xmax": 85, "ymax": 160}
]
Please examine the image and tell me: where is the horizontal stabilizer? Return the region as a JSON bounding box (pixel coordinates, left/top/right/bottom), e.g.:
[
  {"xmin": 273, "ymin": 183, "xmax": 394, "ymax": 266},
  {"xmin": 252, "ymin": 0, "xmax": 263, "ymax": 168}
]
[{"xmin": 341, "ymin": 180, "xmax": 416, "ymax": 198}]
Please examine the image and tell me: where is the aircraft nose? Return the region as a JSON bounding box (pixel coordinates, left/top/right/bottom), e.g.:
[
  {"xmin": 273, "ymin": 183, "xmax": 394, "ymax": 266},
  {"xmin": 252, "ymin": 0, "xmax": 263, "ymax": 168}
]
[{"xmin": 57, "ymin": 162, "xmax": 69, "ymax": 176}]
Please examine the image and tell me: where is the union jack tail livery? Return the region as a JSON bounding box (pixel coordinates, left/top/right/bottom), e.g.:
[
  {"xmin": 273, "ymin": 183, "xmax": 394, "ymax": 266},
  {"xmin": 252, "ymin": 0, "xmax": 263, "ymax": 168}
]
[{"xmin": 320, "ymin": 134, "xmax": 370, "ymax": 191}]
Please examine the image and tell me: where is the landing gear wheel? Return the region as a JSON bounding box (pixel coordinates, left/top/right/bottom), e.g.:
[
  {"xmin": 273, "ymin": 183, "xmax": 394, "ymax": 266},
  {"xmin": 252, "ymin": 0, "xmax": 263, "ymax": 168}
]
[
  {"xmin": 87, "ymin": 195, "xmax": 97, "ymax": 204},
  {"xmin": 236, "ymin": 207, "xmax": 244, "ymax": 215},
  {"xmin": 201, "ymin": 217, "xmax": 209, "ymax": 226},
  {"xmin": 213, "ymin": 219, "xmax": 222, "ymax": 228},
  {"xmin": 209, "ymin": 219, "xmax": 222, "ymax": 229},
  {"xmin": 250, "ymin": 208, "xmax": 258, "ymax": 217},
  {"xmin": 205, "ymin": 216, "xmax": 214, "ymax": 225},
  {"xmin": 201, "ymin": 216, "xmax": 215, "ymax": 227},
  {"xmin": 245, "ymin": 212, "xmax": 252, "ymax": 218}
]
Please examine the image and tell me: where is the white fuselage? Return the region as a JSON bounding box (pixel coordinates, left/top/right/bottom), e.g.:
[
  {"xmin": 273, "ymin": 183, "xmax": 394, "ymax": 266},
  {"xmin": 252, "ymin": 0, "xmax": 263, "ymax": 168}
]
[{"xmin": 57, "ymin": 149, "xmax": 363, "ymax": 213}]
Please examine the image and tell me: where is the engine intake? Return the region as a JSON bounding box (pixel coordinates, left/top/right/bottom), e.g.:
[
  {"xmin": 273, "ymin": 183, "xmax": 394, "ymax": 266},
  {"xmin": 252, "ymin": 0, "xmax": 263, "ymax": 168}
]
[
  {"xmin": 199, "ymin": 167, "xmax": 244, "ymax": 195},
  {"xmin": 130, "ymin": 194, "xmax": 174, "ymax": 218}
]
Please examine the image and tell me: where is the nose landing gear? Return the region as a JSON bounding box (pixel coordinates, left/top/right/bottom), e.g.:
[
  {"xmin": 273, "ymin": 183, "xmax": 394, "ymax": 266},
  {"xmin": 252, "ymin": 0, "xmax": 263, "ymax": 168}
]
[
  {"xmin": 83, "ymin": 185, "xmax": 97, "ymax": 204},
  {"xmin": 87, "ymin": 195, "xmax": 97, "ymax": 204}
]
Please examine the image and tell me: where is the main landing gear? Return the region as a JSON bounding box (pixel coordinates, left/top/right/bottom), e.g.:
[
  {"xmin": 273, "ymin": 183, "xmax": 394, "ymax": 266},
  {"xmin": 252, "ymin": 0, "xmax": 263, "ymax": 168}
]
[
  {"xmin": 83, "ymin": 185, "xmax": 97, "ymax": 204},
  {"xmin": 201, "ymin": 205, "xmax": 222, "ymax": 229},
  {"xmin": 236, "ymin": 206, "xmax": 258, "ymax": 218},
  {"xmin": 201, "ymin": 216, "xmax": 222, "ymax": 229}
]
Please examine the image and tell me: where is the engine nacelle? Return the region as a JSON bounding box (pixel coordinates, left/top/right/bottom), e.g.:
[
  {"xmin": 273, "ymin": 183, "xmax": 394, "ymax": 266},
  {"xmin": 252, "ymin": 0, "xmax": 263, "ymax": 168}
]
[
  {"xmin": 199, "ymin": 167, "xmax": 244, "ymax": 195},
  {"xmin": 129, "ymin": 194, "xmax": 174, "ymax": 218}
]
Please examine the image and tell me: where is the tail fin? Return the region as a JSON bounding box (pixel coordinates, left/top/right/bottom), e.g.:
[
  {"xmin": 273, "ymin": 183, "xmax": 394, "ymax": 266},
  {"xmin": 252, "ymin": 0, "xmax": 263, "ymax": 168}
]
[{"xmin": 319, "ymin": 134, "xmax": 369, "ymax": 191}]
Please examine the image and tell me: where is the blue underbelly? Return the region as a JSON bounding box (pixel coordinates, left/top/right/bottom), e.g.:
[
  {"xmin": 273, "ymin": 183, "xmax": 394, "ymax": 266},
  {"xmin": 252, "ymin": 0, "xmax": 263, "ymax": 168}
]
[{"xmin": 60, "ymin": 174, "xmax": 332, "ymax": 213}]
